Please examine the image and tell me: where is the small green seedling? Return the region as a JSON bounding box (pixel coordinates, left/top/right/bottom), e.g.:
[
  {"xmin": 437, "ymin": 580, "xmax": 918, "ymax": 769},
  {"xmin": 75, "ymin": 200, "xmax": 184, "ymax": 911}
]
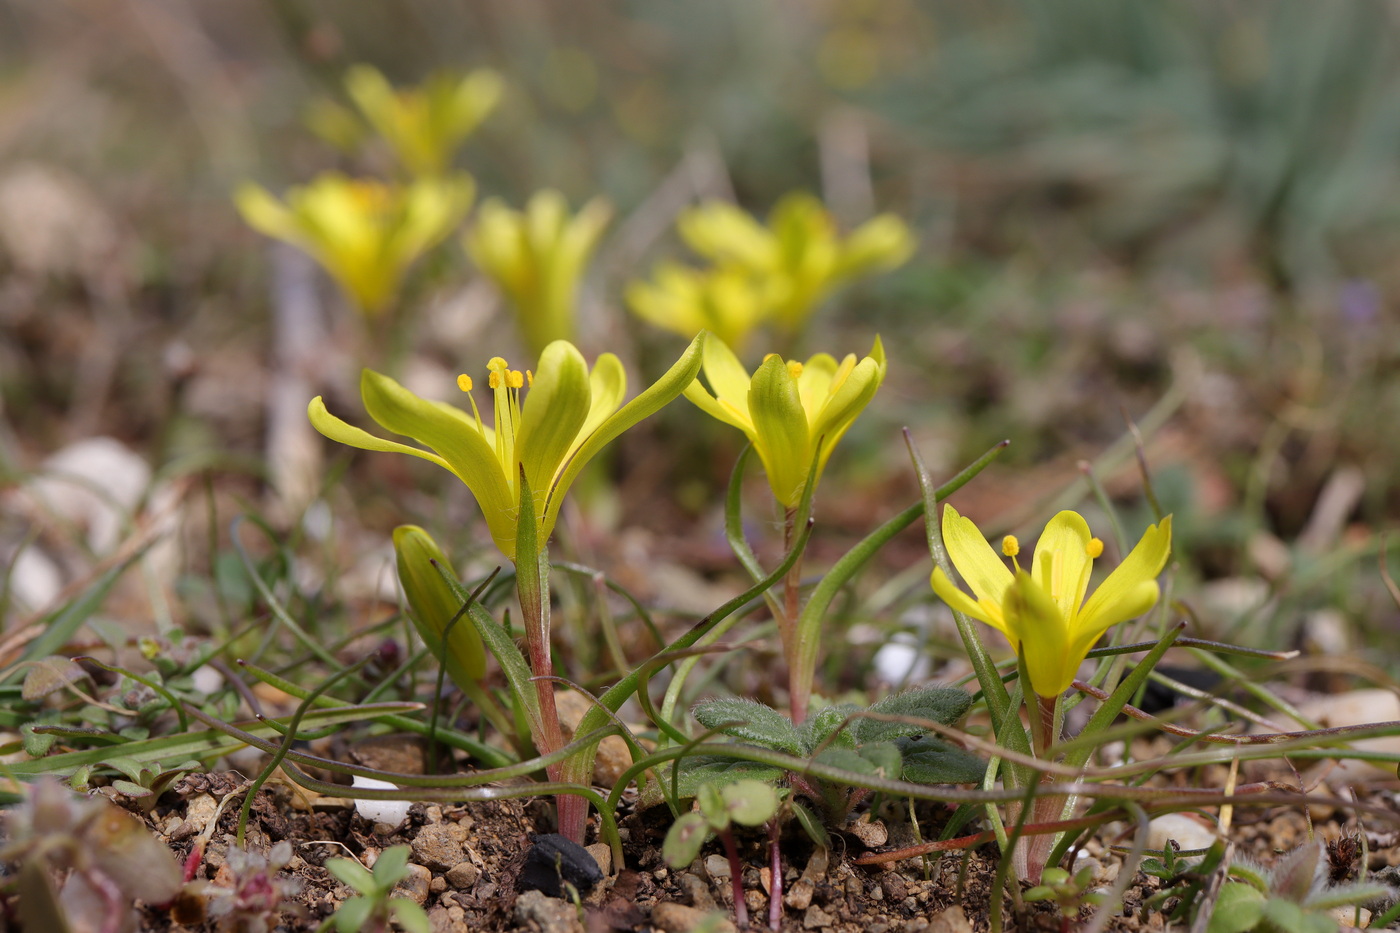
[
  {"xmin": 320, "ymin": 844, "xmax": 430, "ymax": 933},
  {"xmin": 663, "ymin": 779, "xmax": 780, "ymax": 928},
  {"xmin": 1204, "ymin": 842, "xmax": 1384, "ymax": 933},
  {"xmin": 1023, "ymin": 865, "xmax": 1104, "ymax": 931}
]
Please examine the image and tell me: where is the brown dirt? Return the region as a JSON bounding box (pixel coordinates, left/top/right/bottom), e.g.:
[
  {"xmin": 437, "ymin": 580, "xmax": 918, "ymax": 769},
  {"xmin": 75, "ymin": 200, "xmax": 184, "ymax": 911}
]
[{"xmin": 120, "ymin": 768, "xmax": 1400, "ymax": 933}]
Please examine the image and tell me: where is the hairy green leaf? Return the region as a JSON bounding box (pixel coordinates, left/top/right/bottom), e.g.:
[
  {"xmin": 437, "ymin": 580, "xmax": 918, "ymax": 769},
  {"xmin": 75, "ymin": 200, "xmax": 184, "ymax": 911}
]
[
  {"xmin": 692, "ymin": 698, "xmax": 803, "ymax": 755},
  {"xmin": 854, "ymin": 686, "xmax": 973, "ymax": 744},
  {"xmin": 896, "ymin": 737, "xmax": 987, "ymax": 785}
]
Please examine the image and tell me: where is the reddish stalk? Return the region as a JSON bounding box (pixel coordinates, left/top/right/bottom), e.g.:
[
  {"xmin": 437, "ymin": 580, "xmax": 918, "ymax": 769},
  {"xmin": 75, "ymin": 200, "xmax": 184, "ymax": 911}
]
[{"xmin": 782, "ymin": 506, "xmax": 805, "ymax": 722}]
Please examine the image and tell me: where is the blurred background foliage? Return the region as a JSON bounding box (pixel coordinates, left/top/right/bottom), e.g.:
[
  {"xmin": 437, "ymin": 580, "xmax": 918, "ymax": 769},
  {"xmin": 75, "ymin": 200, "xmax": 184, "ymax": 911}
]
[{"xmin": 3, "ymin": 0, "xmax": 1400, "ymax": 659}]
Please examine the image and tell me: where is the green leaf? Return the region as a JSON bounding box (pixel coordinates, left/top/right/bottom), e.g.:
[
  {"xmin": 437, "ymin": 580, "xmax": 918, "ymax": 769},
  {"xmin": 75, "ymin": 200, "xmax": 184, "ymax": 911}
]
[
  {"xmin": 797, "ymin": 706, "xmax": 858, "ymax": 754},
  {"xmin": 856, "ymin": 741, "xmax": 903, "ymax": 781},
  {"xmin": 647, "ymin": 756, "xmax": 786, "ymax": 806},
  {"xmin": 810, "ymin": 747, "xmax": 876, "ymax": 776},
  {"xmin": 389, "ymin": 899, "xmax": 432, "ymax": 933},
  {"xmin": 663, "ymin": 812, "xmax": 711, "ymax": 868},
  {"xmin": 325, "ymin": 857, "xmax": 377, "ymax": 894},
  {"xmin": 21, "ymin": 657, "xmax": 87, "ymax": 701},
  {"xmin": 896, "ymin": 737, "xmax": 987, "ymax": 785},
  {"xmin": 854, "ymin": 686, "xmax": 973, "ymax": 744},
  {"xmin": 109, "ymin": 780, "xmax": 153, "ymax": 798},
  {"xmin": 692, "ymin": 698, "xmax": 803, "ymax": 755},
  {"xmin": 333, "ymin": 896, "xmax": 373, "ymax": 933},
  {"xmin": 697, "ymin": 783, "xmax": 729, "ymax": 830},
  {"xmin": 373, "ymin": 844, "xmax": 413, "ymax": 886},
  {"xmin": 721, "ymin": 779, "xmax": 779, "ymax": 827},
  {"xmin": 1261, "ymin": 900, "xmax": 1333, "ymax": 933},
  {"xmin": 1206, "ymin": 883, "xmax": 1265, "ymax": 933}
]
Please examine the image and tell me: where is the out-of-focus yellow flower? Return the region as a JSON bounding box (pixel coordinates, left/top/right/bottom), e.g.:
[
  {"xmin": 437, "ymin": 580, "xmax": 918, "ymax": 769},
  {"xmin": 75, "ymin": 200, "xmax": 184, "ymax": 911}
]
[
  {"xmin": 930, "ymin": 507, "xmax": 1173, "ymax": 698},
  {"xmin": 625, "ymin": 262, "xmax": 778, "ymax": 352},
  {"xmin": 309, "ymin": 335, "xmax": 702, "ymax": 560},
  {"xmin": 236, "ymin": 173, "xmax": 473, "ymax": 317},
  {"xmin": 679, "ymin": 192, "xmax": 915, "ymax": 333},
  {"xmin": 465, "ymin": 191, "xmax": 612, "ymax": 358},
  {"xmin": 344, "ymin": 65, "xmax": 503, "ymax": 177},
  {"xmin": 684, "ymin": 333, "xmax": 885, "ymax": 508}
]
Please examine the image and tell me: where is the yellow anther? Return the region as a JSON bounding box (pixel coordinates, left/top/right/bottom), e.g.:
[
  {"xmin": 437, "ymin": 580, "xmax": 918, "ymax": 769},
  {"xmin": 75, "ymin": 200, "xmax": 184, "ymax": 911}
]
[
  {"xmin": 787, "ymin": 361, "xmax": 804, "ymax": 379},
  {"xmin": 507, "ymin": 370, "xmax": 524, "ymax": 389},
  {"xmin": 488, "ymin": 371, "xmax": 502, "ymax": 389},
  {"xmin": 1002, "ymin": 535, "xmax": 1020, "ymax": 558},
  {"xmin": 1086, "ymin": 538, "xmax": 1104, "ymax": 559},
  {"xmin": 525, "ymin": 370, "xmax": 534, "ymax": 387},
  {"xmin": 457, "ymin": 374, "xmax": 473, "ymax": 392}
]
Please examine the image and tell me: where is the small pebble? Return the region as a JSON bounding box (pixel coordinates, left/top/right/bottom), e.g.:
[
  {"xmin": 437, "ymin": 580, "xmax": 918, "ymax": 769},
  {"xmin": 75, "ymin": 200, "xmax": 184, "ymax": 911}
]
[
  {"xmin": 803, "ymin": 905, "xmax": 834, "ymax": 929},
  {"xmin": 445, "ymin": 862, "xmax": 480, "ymax": 889},
  {"xmin": 1146, "ymin": 813, "xmax": 1216, "ymax": 856},
  {"xmin": 650, "ymin": 902, "xmax": 736, "ymax": 933},
  {"xmin": 704, "ymin": 854, "xmax": 731, "ymax": 882},
  {"xmin": 394, "ymin": 864, "xmax": 432, "ymax": 906}
]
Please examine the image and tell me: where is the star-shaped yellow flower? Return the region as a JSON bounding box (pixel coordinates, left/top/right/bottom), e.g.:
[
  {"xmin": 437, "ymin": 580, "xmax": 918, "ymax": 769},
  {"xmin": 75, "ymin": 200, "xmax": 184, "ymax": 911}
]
[
  {"xmin": 684, "ymin": 333, "xmax": 885, "ymax": 508},
  {"xmin": 930, "ymin": 506, "xmax": 1173, "ymax": 697}
]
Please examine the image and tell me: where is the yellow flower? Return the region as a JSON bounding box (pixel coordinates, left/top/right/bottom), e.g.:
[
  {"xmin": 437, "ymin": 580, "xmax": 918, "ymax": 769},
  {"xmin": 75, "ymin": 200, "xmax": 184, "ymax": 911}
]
[
  {"xmin": 930, "ymin": 506, "xmax": 1173, "ymax": 697},
  {"xmin": 464, "ymin": 190, "xmax": 612, "ymax": 357},
  {"xmin": 345, "ymin": 65, "xmax": 503, "ymax": 177},
  {"xmin": 684, "ymin": 334, "xmax": 885, "ymax": 508},
  {"xmin": 625, "ymin": 262, "xmax": 778, "ymax": 352},
  {"xmin": 236, "ymin": 173, "xmax": 473, "ymax": 317},
  {"xmin": 309, "ymin": 336, "xmax": 702, "ymax": 560},
  {"xmin": 678, "ymin": 192, "xmax": 915, "ymax": 333}
]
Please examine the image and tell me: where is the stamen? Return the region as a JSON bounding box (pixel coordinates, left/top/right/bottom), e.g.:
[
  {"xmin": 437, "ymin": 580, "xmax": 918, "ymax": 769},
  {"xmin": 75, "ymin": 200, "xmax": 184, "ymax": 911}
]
[
  {"xmin": 507, "ymin": 370, "xmax": 524, "ymax": 389},
  {"xmin": 525, "ymin": 370, "xmax": 534, "ymax": 387},
  {"xmin": 787, "ymin": 361, "xmax": 804, "ymax": 379},
  {"xmin": 457, "ymin": 374, "xmax": 473, "ymax": 392},
  {"xmin": 1002, "ymin": 536, "xmax": 1020, "ymax": 558},
  {"xmin": 488, "ymin": 371, "xmax": 502, "ymax": 389},
  {"xmin": 1086, "ymin": 538, "xmax": 1104, "ymax": 559}
]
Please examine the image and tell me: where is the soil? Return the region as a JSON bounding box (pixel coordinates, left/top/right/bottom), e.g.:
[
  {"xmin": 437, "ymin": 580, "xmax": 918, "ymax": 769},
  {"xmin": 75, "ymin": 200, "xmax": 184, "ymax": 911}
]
[{"xmin": 124, "ymin": 765, "xmax": 1399, "ymax": 933}]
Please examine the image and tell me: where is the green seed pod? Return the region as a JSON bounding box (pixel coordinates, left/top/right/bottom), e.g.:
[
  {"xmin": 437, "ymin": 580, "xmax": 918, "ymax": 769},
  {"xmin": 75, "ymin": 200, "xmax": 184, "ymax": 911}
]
[{"xmin": 393, "ymin": 525, "xmax": 486, "ymax": 683}]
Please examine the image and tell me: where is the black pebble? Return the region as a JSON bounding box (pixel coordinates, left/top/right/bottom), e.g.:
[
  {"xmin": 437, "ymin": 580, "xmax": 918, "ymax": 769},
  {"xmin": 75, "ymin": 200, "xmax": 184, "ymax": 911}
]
[{"xmin": 518, "ymin": 833, "xmax": 603, "ymax": 897}]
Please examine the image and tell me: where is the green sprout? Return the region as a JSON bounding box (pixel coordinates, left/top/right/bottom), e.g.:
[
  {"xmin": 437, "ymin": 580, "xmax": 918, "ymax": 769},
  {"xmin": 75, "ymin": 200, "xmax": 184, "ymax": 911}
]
[{"xmin": 321, "ymin": 845, "xmax": 429, "ymax": 933}]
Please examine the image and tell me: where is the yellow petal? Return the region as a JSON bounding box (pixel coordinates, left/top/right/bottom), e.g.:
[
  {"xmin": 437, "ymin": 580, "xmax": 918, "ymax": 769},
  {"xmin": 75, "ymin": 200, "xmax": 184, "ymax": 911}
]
[
  {"xmin": 578, "ymin": 352, "xmax": 626, "ymax": 445},
  {"xmin": 930, "ymin": 566, "xmax": 1010, "ymax": 636},
  {"xmin": 699, "ymin": 332, "xmax": 754, "ymax": 407},
  {"xmin": 1003, "ymin": 572, "xmax": 1075, "ymax": 697},
  {"xmin": 517, "ymin": 341, "xmax": 591, "ymax": 511},
  {"xmin": 358, "ymin": 369, "xmax": 517, "ymax": 556},
  {"xmin": 747, "ymin": 354, "xmax": 811, "ymax": 507},
  {"xmin": 1030, "ymin": 511, "xmax": 1095, "ymax": 623},
  {"xmin": 1076, "ymin": 515, "xmax": 1172, "ymax": 640},
  {"xmin": 940, "ymin": 505, "xmax": 1015, "ymax": 610},
  {"xmin": 308, "ymin": 396, "xmax": 451, "ymax": 472},
  {"xmin": 683, "ymin": 377, "xmax": 754, "ymax": 436}
]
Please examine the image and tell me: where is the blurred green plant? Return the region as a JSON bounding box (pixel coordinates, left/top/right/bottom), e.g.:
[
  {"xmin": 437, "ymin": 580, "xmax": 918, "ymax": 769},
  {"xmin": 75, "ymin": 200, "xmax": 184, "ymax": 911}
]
[
  {"xmin": 308, "ymin": 65, "xmax": 504, "ymax": 178},
  {"xmin": 464, "ymin": 190, "xmax": 613, "ymax": 357},
  {"xmin": 1, "ymin": 779, "xmax": 183, "ymax": 933},
  {"xmin": 1199, "ymin": 842, "xmax": 1383, "ymax": 933},
  {"xmin": 236, "ymin": 173, "xmax": 473, "ymax": 318}
]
